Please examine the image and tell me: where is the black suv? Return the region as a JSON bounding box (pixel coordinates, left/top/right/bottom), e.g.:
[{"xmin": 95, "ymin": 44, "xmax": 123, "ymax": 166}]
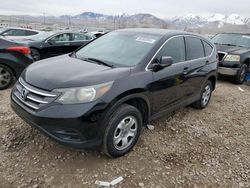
[
  {"xmin": 212, "ymin": 33, "xmax": 250, "ymax": 84},
  {"xmin": 11, "ymin": 29, "xmax": 217, "ymax": 157}
]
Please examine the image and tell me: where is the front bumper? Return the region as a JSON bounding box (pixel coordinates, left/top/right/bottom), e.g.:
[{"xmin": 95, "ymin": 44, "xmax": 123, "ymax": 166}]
[
  {"xmin": 11, "ymin": 94, "xmax": 105, "ymax": 150},
  {"xmin": 218, "ymin": 67, "xmax": 239, "ymax": 76}
]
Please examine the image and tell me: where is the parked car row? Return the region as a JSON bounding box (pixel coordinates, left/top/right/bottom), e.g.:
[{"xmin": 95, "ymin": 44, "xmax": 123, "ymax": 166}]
[
  {"xmin": 1, "ymin": 26, "xmax": 249, "ymax": 157},
  {"xmin": 0, "ymin": 28, "xmax": 95, "ymax": 89}
]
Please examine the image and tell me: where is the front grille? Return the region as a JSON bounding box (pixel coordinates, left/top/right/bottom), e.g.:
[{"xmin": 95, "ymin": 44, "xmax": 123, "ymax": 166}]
[
  {"xmin": 13, "ymin": 78, "xmax": 58, "ymax": 110},
  {"xmin": 218, "ymin": 51, "xmax": 227, "ymax": 62}
]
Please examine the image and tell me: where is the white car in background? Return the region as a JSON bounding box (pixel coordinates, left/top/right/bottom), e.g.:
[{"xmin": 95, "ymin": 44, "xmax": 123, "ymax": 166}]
[{"xmin": 0, "ymin": 28, "xmax": 43, "ymax": 40}]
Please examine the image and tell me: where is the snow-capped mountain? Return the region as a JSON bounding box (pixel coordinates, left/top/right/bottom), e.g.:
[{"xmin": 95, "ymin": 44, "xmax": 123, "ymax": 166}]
[
  {"xmin": 223, "ymin": 14, "xmax": 246, "ymax": 25},
  {"xmin": 72, "ymin": 12, "xmax": 168, "ymax": 28},
  {"xmin": 168, "ymin": 14, "xmax": 249, "ymax": 28}
]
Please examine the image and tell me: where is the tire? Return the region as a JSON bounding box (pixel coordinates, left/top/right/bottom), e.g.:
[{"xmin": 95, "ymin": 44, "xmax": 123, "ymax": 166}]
[
  {"xmin": 192, "ymin": 80, "xmax": 213, "ymax": 109},
  {"xmin": 0, "ymin": 64, "xmax": 14, "ymax": 90},
  {"xmin": 102, "ymin": 104, "xmax": 142, "ymax": 158},
  {"xmin": 31, "ymin": 48, "xmax": 41, "ymax": 61},
  {"xmin": 233, "ymin": 64, "xmax": 247, "ymax": 85}
]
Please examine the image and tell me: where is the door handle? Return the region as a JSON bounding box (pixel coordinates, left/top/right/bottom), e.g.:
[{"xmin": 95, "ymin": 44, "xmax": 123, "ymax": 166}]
[
  {"xmin": 64, "ymin": 43, "xmax": 70, "ymax": 46},
  {"xmin": 183, "ymin": 67, "xmax": 190, "ymax": 74}
]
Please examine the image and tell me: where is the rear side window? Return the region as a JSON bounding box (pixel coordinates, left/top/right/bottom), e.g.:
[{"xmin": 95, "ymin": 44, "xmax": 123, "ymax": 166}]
[
  {"xmin": 26, "ymin": 30, "xmax": 38, "ymax": 36},
  {"xmin": 72, "ymin": 33, "xmax": 92, "ymax": 41},
  {"xmin": 185, "ymin": 37, "xmax": 205, "ymax": 60},
  {"xmin": 155, "ymin": 37, "xmax": 186, "ymax": 64},
  {"xmin": 50, "ymin": 33, "xmax": 71, "ymax": 42},
  {"xmin": 203, "ymin": 41, "xmax": 213, "ymax": 56}
]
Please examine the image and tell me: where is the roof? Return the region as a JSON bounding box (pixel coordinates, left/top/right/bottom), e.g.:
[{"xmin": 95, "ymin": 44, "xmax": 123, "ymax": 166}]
[
  {"xmin": 116, "ymin": 28, "xmax": 188, "ymax": 37},
  {"xmin": 218, "ymin": 32, "xmax": 250, "ymax": 35}
]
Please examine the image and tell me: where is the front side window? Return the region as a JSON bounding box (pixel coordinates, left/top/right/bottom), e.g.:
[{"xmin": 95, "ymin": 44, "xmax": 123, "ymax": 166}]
[
  {"xmin": 50, "ymin": 33, "xmax": 71, "ymax": 42},
  {"xmin": 76, "ymin": 31, "xmax": 161, "ymax": 67},
  {"xmin": 155, "ymin": 37, "xmax": 186, "ymax": 64},
  {"xmin": 185, "ymin": 37, "xmax": 205, "ymax": 60}
]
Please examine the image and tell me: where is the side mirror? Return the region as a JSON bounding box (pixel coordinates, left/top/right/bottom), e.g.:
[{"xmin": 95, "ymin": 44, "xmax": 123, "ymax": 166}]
[
  {"xmin": 2, "ymin": 33, "xmax": 8, "ymax": 36},
  {"xmin": 46, "ymin": 39, "xmax": 56, "ymax": 45},
  {"xmin": 148, "ymin": 56, "xmax": 173, "ymax": 71}
]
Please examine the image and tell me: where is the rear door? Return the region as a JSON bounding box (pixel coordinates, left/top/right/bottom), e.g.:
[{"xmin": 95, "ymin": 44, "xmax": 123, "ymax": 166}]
[
  {"xmin": 149, "ymin": 36, "xmax": 191, "ymax": 114},
  {"xmin": 70, "ymin": 33, "xmax": 92, "ymax": 51},
  {"xmin": 184, "ymin": 36, "xmax": 211, "ymax": 97}
]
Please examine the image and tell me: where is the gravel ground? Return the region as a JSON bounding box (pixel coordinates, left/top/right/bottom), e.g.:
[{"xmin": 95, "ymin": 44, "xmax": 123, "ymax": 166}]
[{"xmin": 0, "ymin": 81, "xmax": 249, "ymax": 188}]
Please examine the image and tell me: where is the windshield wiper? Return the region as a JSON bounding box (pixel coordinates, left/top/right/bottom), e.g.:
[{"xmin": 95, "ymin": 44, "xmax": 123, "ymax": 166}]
[
  {"xmin": 82, "ymin": 57, "xmax": 114, "ymax": 68},
  {"xmin": 70, "ymin": 51, "xmax": 77, "ymax": 58}
]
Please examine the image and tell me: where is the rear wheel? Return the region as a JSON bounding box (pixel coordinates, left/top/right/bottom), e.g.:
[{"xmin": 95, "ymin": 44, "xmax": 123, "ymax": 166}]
[
  {"xmin": 192, "ymin": 80, "xmax": 213, "ymax": 109},
  {"xmin": 102, "ymin": 104, "xmax": 142, "ymax": 158},
  {"xmin": 233, "ymin": 64, "xmax": 247, "ymax": 85},
  {"xmin": 31, "ymin": 48, "xmax": 41, "ymax": 61},
  {"xmin": 0, "ymin": 64, "xmax": 14, "ymax": 90}
]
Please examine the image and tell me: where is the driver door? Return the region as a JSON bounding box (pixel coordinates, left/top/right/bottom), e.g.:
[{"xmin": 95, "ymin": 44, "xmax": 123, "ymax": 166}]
[{"xmin": 149, "ymin": 36, "xmax": 191, "ymax": 114}]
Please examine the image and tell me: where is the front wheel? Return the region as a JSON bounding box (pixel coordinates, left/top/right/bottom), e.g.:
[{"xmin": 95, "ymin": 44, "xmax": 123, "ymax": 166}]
[
  {"xmin": 102, "ymin": 104, "xmax": 142, "ymax": 158},
  {"xmin": 192, "ymin": 80, "xmax": 213, "ymax": 109}
]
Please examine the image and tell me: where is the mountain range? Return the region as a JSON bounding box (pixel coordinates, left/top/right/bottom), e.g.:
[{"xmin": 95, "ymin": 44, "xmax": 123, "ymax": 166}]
[
  {"xmin": 64, "ymin": 12, "xmax": 250, "ymax": 30},
  {"xmin": 1, "ymin": 11, "xmax": 250, "ymax": 33},
  {"xmin": 168, "ymin": 14, "xmax": 250, "ymax": 28}
]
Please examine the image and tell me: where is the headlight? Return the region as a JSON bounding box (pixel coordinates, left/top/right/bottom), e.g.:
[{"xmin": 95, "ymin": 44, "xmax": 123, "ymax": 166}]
[
  {"xmin": 54, "ymin": 81, "xmax": 113, "ymax": 104},
  {"xmin": 224, "ymin": 55, "xmax": 240, "ymax": 62}
]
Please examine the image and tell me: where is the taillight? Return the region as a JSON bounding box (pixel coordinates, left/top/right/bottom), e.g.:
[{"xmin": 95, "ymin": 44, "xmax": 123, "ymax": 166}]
[{"xmin": 7, "ymin": 46, "xmax": 31, "ymax": 55}]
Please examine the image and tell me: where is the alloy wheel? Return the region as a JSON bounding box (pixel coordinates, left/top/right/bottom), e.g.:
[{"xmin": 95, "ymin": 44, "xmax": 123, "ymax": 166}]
[
  {"xmin": 0, "ymin": 67, "xmax": 11, "ymax": 88},
  {"xmin": 31, "ymin": 49, "xmax": 40, "ymax": 61},
  {"xmin": 202, "ymin": 85, "xmax": 211, "ymax": 106},
  {"xmin": 240, "ymin": 67, "xmax": 246, "ymax": 83},
  {"xmin": 113, "ymin": 116, "xmax": 138, "ymax": 151}
]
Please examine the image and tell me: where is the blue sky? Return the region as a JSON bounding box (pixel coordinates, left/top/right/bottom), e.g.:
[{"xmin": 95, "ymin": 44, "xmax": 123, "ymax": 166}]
[{"xmin": 0, "ymin": 0, "xmax": 249, "ymax": 18}]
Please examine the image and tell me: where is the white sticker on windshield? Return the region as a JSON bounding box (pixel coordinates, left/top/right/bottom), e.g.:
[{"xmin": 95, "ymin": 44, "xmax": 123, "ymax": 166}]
[
  {"xmin": 242, "ymin": 35, "xmax": 250, "ymax": 39},
  {"xmin": 136, "ymin": 37, "xmax": 156, "ymax": 44}
]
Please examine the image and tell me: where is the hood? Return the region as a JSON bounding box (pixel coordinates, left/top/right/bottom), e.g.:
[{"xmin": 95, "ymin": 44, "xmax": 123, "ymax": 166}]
[
  {"xmin": 23, "ymin": 55, "xmax": 131, "ymax": 91},
  {"xmin": 216, "ymin": 44, "xmax": 250, "ymax": 55}
]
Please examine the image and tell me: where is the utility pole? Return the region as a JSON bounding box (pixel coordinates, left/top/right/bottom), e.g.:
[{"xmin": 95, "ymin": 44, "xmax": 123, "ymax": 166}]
[
  {"xmin": 68, "ymin": 17, "xmax": 71, "ymax": 28},
  {"xmin": 9, "ymin": 16, "xmax": 12, "ymax": 26},
  {"xmin": 43, "ymin": 13, "xmax": 46, "ymax": 25}
]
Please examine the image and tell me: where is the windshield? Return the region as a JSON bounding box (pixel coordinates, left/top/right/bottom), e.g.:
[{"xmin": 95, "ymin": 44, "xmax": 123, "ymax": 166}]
[
  {"xmin": 29, "ymin": 32, "xmax": 55, "ymax": 41},
  {"xmin": 212, "ymin": 33, "xmax": 250, "ymax": 48},
  {"xmin": 75, "ymin": 31, "xmax": 161, "ymax": 67}
]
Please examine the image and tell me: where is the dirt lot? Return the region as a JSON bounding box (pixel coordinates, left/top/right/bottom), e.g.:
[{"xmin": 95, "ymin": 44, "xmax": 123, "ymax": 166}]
[{"xmin": 0, "ymin": 81, "xmax": 249, "ymax": 188}]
